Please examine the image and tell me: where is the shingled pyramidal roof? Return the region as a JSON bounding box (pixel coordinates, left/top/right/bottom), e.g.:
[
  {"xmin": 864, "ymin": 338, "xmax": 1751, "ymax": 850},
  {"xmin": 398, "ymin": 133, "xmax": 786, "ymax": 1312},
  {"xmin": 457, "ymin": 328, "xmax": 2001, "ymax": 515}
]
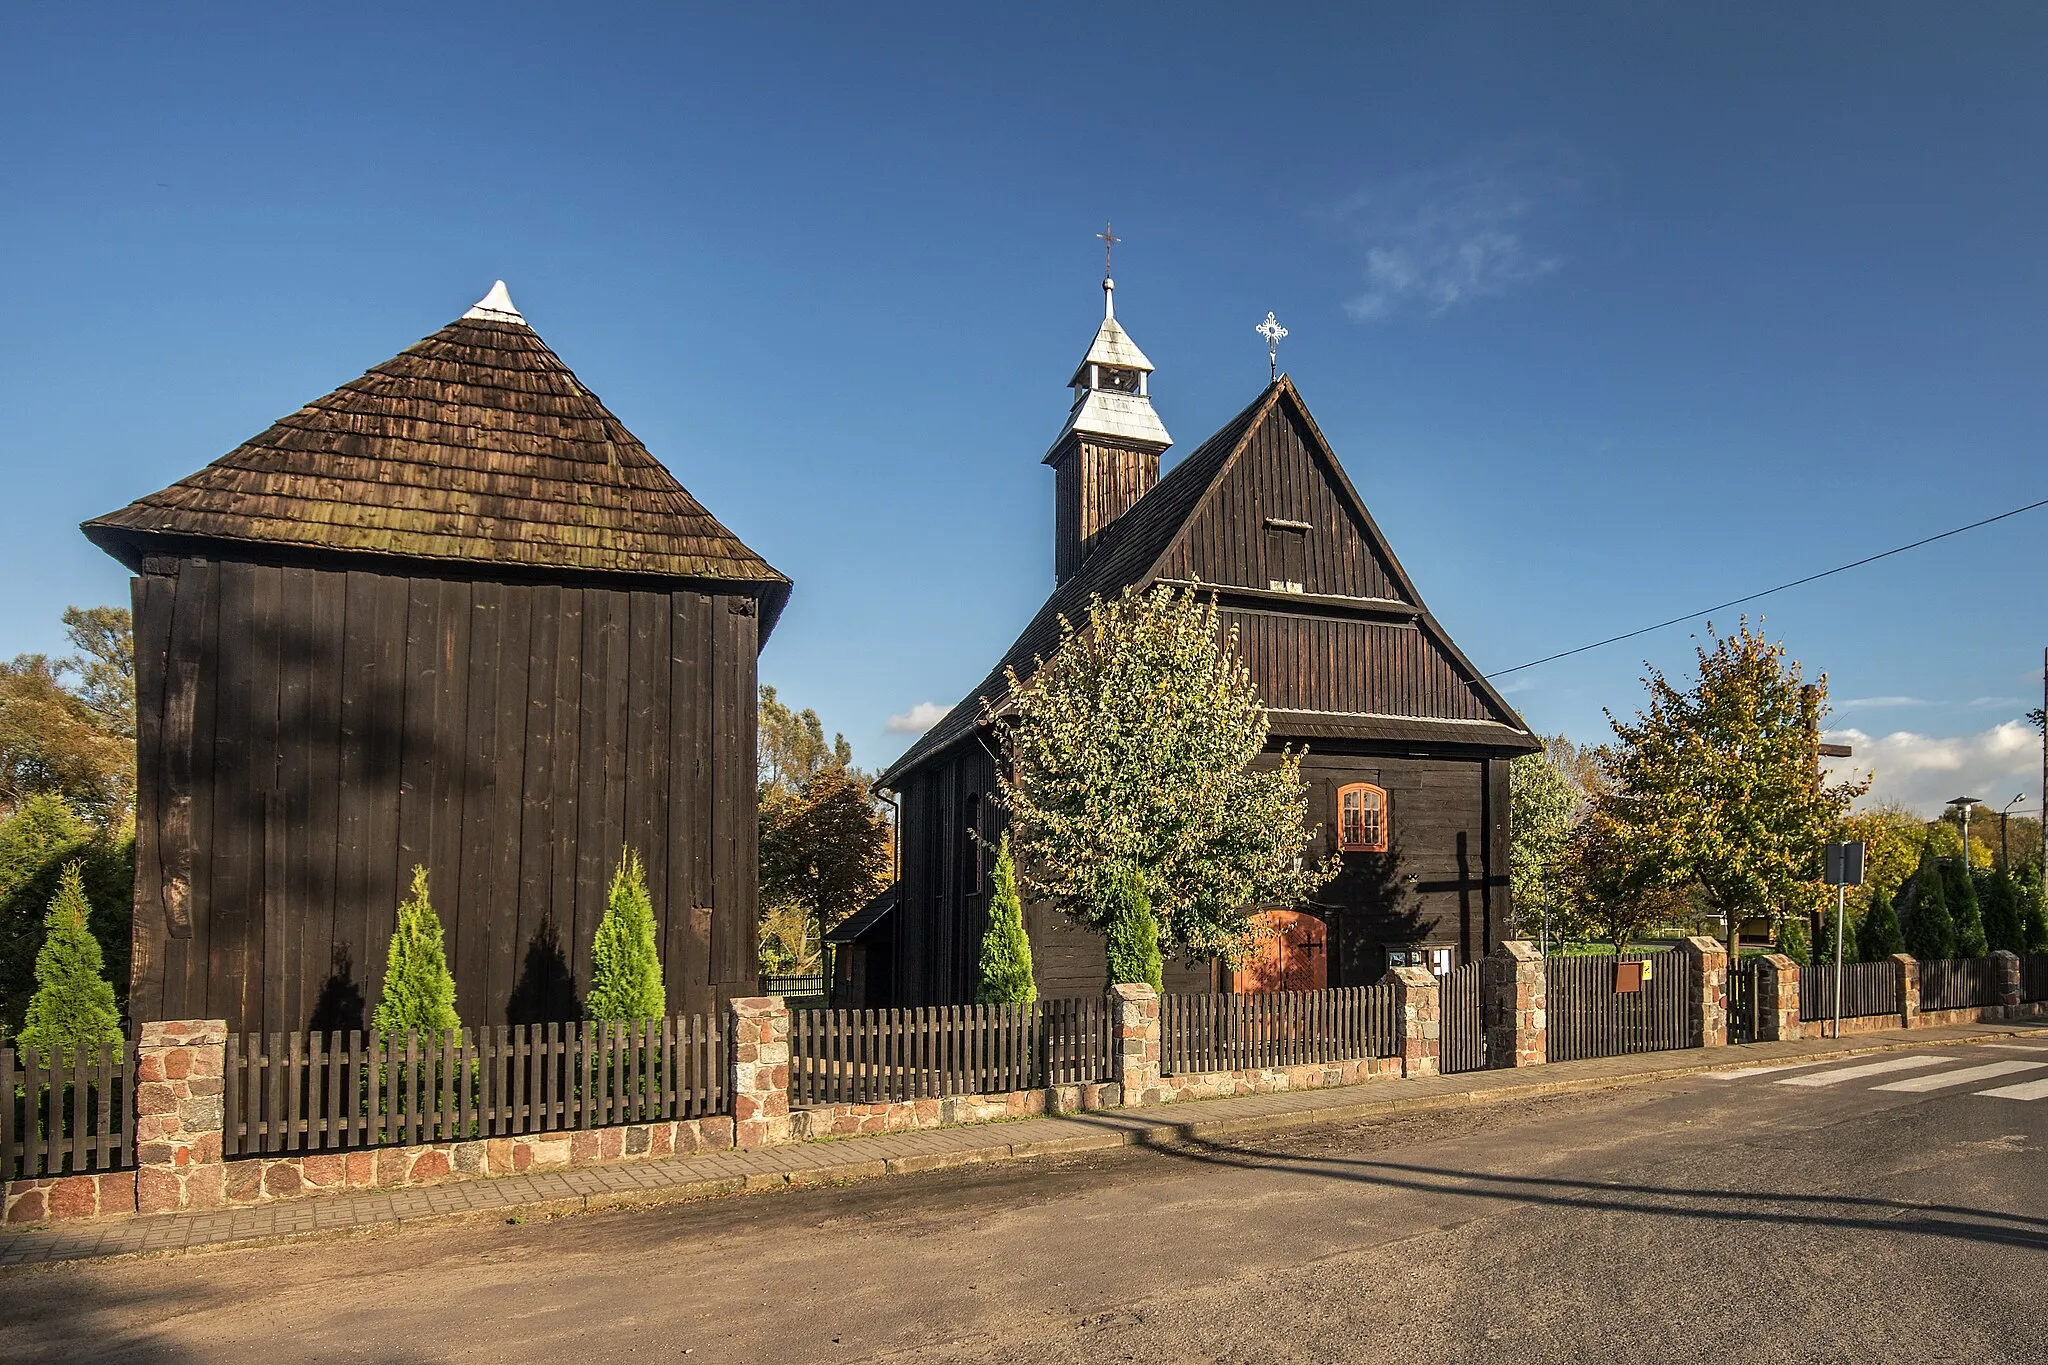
[{"xmin": 85, "ymin": 281, "xmax": 791, "ymax": 633}]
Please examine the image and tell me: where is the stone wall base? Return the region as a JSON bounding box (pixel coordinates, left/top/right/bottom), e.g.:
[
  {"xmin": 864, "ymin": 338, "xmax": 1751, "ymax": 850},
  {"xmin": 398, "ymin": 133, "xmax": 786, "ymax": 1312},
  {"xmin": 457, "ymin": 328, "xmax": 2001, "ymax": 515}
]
[
  {"xmin": 1792, "ymin": 999, "xmax": 2047, "ymax": 1040},
  {"xmin": 1157, "ymin": 1056, "xmax": 1397, "ymax": 1104},
  {"xmin": 2, "ymin": 1171, "xmax": 133, "ymax": 1226},
  {"xmin": 789, "ymin": 1084, "xmax": 1121, "ymax": 1140}
]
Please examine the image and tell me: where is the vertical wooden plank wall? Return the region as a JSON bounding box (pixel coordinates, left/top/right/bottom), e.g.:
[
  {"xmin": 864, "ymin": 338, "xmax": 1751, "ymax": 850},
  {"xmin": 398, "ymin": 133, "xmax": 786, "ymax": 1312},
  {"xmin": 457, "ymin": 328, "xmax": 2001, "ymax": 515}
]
[{"xmin": 129, "ymin": 558, "xmax": 761, "ymax": 1034}]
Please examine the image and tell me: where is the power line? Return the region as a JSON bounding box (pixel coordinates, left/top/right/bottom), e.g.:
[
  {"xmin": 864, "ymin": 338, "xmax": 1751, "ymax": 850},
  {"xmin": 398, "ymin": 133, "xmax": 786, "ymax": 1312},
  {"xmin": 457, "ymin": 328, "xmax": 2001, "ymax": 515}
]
[{"xmin": 1484, "ymin": 495, "xmax": 2048, "ymax": 679}]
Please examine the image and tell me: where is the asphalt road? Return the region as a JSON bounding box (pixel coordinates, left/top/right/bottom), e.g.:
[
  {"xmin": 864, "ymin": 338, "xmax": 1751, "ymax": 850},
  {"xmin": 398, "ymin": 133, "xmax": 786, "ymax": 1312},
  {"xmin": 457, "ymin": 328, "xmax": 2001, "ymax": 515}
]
[{"xmin": 6, "ymin": 1040, "xmax": 2045, "ymax": 1364}]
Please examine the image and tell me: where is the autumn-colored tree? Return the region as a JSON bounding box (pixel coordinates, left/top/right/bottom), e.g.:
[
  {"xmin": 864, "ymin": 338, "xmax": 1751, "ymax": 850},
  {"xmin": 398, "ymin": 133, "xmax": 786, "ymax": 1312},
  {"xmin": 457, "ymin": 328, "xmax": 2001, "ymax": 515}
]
[
  {"xmin": 994, "ymin": 584, "xmax": 1334, "ymax": 966},
  {"xmin": 0, "ymin": 607, "xmax": 135, "ymax": 828},
  {"xmin": 1837, "ymin": 803, "xmax": 1925, "ymax": 924},
  {"xmin": 1602, "ymin": 622, "xmax": 1868, "ymax": 954},
  {"xmin": 757, "ymin": 749, "xmax": 891, "ymax": 978}
]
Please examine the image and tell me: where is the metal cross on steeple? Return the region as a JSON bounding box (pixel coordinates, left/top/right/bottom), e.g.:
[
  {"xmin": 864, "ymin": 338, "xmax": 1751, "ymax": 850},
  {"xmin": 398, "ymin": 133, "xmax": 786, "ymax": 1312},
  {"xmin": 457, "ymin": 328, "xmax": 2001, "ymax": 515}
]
[
  {"xmin": 1097, "ymin": 222, "xmax": 1120, "ymax": 278},
  {"xmin": 1255, "ymin": 311, "xmax": 1288, "ymax": 380}
]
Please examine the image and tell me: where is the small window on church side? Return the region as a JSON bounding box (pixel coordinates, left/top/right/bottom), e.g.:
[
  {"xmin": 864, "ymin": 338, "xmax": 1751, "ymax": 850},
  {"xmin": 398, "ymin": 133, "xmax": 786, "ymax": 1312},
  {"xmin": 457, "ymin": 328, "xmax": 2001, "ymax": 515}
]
[
  {"xmin": 1264, "ymin": 523, "xmax": 1307, "ymax": 593},
  {"xmin": 1337, "ymin": 783, "xmax": 1387, "ymax": 853}
]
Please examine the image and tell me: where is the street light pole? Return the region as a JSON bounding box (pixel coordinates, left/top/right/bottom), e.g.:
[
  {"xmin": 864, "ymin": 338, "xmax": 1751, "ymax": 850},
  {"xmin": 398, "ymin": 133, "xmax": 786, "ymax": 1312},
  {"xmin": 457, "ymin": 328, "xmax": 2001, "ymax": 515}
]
[{"xmin": 1999, "ymin": 794, "xmax": 2024, "ymax": 873}]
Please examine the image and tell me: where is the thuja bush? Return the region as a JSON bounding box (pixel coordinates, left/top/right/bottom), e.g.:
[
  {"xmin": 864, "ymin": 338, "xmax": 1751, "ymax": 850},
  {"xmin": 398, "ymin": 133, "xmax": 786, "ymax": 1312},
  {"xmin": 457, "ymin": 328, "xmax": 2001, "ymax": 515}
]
[
  {"xmin": 1104, "ymin": 866, "xmax": 1162, "ymax": 995},
  {"xmin": 975, "ymin": 835, "xmax": 1036, "ymax": 1005},
  {"xmin": 18, "ymin": 862, "xmax": 123, "ymax": 1057},
  {"xmin": 1903, "ymin": 853, "xmax": 1955, "ymax": 962},
  {"xmin": 372, "ymin": 865, "xmax": 461, "ymax": 1037},
  {"xmin": 1945, "ymin": 855, "xmax": 1987, "ymax": 959},
  {"xmin": 1855, "ymin": 887, "xmax": 1904, "ymax": 961},
  {"xmin": 588, "ymin": 847, "xmax": 666, "ymax": 1023}
]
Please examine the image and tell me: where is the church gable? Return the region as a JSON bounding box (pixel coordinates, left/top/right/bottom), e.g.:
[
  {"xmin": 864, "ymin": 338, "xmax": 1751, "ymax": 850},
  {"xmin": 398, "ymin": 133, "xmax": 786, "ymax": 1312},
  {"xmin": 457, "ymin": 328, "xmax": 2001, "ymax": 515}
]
[{"xmin": 1157, "ymin": 398, "xmax": 1409, "ymax": 603}]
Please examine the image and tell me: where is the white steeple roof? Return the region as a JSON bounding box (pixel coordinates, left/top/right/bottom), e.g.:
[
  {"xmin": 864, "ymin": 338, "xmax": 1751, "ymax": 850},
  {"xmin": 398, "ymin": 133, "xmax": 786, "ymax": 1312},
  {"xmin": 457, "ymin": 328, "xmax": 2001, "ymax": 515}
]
[
  {"xmin": 1050, "ymin": 277, "xmax": 1172, "ymax": 454},
  {"xmin": 462, "ymin": 280, "xmax": 525, "ymax": 324}
]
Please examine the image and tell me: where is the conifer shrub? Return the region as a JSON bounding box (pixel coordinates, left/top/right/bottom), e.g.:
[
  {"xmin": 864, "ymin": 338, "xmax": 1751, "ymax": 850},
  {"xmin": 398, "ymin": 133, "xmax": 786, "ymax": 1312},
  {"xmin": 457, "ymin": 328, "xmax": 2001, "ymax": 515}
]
[
  {"xmin": 1981, "ymin": 868, "xmax": 2027, "ymax": 957},
  {"xmin": 1104, "ymin": 866, "xmax": 1162, "ymax": 995},
  {"xmin": 372, "ymin": 865, "xmax": 461, "ymax": 1037},
  {"xmin": 17, "ymin": 862, "xmax": 123, "ymax": 1057},
  {"xmin": 2019, "ymin": 875, "xmax": 2048, "ymax": 955},
  {"xmin": 1856, "ymin": 886, "xmax": 1905, "ymax": 960},
  {"xmin": 1815, "ymin": 902, "xmax": 1858, "ymax": 965},
  {"xmin": 1903, "ymin": 854, "xmax": 1956, "ymax": 962},
  {"xmin": 1945, "ymin": 856, "xmax": 1987, "ymax": 959},
  {"xmin": 975, "ymin": 835, "xmax": 1036, "ymax": 1005},
  {"xmin": 1777, "ymin": 915, "xmax": 1811, "ymax": 967},
  {"xmin": 587, "ymin": 848, "xmax": 666, "ymax": 1023}
]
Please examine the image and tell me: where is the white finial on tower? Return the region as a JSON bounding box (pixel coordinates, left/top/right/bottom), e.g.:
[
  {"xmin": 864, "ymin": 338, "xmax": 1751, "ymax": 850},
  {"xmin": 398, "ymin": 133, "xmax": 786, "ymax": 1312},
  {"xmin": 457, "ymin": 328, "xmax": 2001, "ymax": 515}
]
[
  {"xmin": 463, "ymin": 280, "xmax": 524, "ymax": 323},
  {"xmin": 1097, "ymin": 223, "xmax": 1120, "ymax": 319},
  {"xmin": 1255, "ymin": 311, "xmax": 1288, "ymax": 380}
]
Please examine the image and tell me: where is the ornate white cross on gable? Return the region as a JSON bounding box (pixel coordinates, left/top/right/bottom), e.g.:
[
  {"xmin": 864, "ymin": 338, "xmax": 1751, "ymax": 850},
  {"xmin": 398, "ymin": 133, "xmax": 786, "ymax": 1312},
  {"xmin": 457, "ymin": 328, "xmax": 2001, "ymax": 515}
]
[{"xmin": 1255, "ymin": 311, "xmax": 1288, "ymax": 379}]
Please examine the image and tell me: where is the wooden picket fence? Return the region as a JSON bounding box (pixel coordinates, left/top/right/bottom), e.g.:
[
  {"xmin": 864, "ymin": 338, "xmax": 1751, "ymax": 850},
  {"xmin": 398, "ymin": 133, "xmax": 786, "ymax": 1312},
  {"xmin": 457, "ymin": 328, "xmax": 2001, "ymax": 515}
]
[
  {"xmin": 1160, "ymin": 985, "xmax": 1401, "ymax": 1076},
  {"xmin": 788, "ymin": 999, "xmax": 1109, "ymax": 1106},
  {"xmin": 224, "ymin": 1016, "xmax": 726, "ymax": 1156},
  {"xmin": 1545, "ymin": 950, "xmax": 1693, "ymax": 1062},
  {"xmin": 1798, "ymin": 961, "xmax": 1904, "ymax": 1021},
  {"xmin": 2025, "ymin": 954, "xmax": 2048, "ymax": 1004},
  {"xmin": 1918, "ymin": 957, "xmax": 2000, "ymax": 1013},
  {"xmin": 2, "ymin": 1040, "xmax": 132, "ymax": 1180}
]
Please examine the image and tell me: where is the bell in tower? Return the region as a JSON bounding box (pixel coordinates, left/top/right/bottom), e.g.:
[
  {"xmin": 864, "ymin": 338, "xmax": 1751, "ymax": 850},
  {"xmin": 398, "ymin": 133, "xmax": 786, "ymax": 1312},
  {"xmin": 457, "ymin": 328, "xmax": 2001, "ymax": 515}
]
[{"xmin": 1044, "ymin": 239, "xmax": 1173, "ymax": 584}]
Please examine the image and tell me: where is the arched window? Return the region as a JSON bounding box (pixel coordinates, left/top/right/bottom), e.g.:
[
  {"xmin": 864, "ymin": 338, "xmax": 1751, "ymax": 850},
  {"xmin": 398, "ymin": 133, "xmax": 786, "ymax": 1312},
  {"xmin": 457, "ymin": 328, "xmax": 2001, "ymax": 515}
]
[{"xmin": 1337, "ymin": 783, "xmax": 1387, "ymax": 853}]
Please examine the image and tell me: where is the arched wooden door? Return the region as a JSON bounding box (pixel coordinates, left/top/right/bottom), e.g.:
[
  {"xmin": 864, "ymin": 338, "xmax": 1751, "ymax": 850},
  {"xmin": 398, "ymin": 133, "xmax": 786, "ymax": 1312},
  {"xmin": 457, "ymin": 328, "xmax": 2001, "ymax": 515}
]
[{"xmin": 1233, "ymin": 909, "xmax": 1329, "ymax": 994}]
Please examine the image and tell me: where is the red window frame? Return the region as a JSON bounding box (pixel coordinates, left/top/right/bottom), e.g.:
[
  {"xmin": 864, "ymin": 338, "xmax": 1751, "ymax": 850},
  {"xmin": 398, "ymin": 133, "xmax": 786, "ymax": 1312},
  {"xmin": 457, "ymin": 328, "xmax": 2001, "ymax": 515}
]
[{"xmin": 1337, "ymin": 782, "xmax": 1387, "ymax": 853}]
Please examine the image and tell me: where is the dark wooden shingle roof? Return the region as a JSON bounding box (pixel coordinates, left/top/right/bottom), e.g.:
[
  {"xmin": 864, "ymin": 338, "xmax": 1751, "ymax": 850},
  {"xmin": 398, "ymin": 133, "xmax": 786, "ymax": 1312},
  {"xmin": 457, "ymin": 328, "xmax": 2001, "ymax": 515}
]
[{"xmin": 84, "ymin": 294, "xmax": 789, "ymax": 627}]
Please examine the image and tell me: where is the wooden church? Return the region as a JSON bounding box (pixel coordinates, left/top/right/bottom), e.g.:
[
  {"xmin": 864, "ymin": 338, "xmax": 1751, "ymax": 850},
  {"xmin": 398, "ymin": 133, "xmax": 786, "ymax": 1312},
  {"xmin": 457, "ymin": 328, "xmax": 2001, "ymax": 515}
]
[
  {"xmin": 847, "ymin": 275, "xmax": 1539, "ymax": 1007},
  {"xmin": 84, "ymin": 283, "xmax": 787, "ymax": 1034}
]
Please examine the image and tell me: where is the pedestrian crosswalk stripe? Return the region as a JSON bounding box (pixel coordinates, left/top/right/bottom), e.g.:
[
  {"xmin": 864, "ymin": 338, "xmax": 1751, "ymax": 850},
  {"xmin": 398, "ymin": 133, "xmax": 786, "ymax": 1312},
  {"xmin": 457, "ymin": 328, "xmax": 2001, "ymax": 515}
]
[
  {"xmin": 1709, "ymin": 1061, "xmax": 1832, "ymax": 1080},
  {"xmin": 1979, "ymin": 1043, "xmax": 2048, "ymax": 1053},
  {"xmin": 1777, "ymin": 1056, "xmax": 1947, "ymax": 1087},
  {"xmin": 1870, "ymin": 1060, "xmax": 2048, "ymax": 1093},
  {"xmin": 1975, "ymin": 1076, "xmax": 2048, "ymax": 1101}
]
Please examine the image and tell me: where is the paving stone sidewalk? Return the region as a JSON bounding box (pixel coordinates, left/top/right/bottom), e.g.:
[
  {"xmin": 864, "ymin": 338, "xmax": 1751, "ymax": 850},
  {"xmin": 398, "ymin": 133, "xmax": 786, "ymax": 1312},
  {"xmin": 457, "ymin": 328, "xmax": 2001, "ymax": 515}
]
[{"xmin": 4, "ymin": 1019, "xmax": 2039, "ymax": 1270}]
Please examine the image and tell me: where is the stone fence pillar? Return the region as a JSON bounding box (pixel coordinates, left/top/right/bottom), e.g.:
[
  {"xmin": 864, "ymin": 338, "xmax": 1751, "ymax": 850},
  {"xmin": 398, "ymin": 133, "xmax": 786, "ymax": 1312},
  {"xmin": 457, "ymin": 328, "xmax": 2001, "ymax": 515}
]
[
  {"xmin": 1991, "ymin": 950, "xmax": 2022, "ymax": 1012},
  {"xmin": 1753, "ymin": 955, "xmax": 1800, "ymax": 1042},
  {"xmin": 728, "ymin": 996, "xmax": 791, "ymax": 1149},
  {"xmin": 1109, "ymin": 983, "xmax": 1161, "ymax": 1106},
  {"xmin": 1482, "ymin": 940, "xmax": 1546, "ymax": 1069},
  {"xmin": 1894, "ymin": 953, "xmax": 1920, "ymax": 1028},
  {"xmin": 1679, "ymin": 936, "xmax": 1728, "ymax": 1048},
  {"xmin": 1388, "ymin": 967, "xmax": 1441, "ymax": 1078},
  {"xmin": 134, "ymin": 1020, "xmax": 228, "ymax": 1214}
]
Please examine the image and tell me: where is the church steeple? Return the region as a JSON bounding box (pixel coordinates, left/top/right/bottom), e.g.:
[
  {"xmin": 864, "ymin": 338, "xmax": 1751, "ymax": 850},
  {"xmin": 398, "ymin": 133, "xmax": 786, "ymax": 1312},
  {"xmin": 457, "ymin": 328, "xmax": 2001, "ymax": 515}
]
[{"xmin": 1045, "ymin": 258, "xmax": 1173, "ymax": 583}]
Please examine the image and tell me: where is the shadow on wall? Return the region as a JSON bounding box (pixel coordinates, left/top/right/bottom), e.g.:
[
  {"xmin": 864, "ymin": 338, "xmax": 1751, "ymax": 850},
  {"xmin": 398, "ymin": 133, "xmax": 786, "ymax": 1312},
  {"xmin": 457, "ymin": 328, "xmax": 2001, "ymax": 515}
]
[
  {"xmin": 1319, "ymin": 840, "xmax": 1428, "ymax": 984},
  {"xmin": 507, "ymin": 916, "xmax": 582, "ymax": 1025},
  {"xmin": 308, "ymin": 942, "xmax": 365, "ymax": 1034}
]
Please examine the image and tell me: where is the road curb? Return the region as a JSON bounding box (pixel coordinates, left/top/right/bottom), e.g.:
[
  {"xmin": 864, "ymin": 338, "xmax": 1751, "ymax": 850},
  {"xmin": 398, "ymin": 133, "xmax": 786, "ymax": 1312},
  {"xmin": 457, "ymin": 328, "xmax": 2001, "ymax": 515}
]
[{"xmin": 4, "ymin": 1022, "xmax": 2038, "ymax": 1271}]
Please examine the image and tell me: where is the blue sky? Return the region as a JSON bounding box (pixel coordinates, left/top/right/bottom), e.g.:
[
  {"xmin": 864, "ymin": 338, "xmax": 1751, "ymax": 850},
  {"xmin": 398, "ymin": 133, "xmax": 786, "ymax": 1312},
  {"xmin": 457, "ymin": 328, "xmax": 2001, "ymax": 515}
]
[{"xmin": 3, "ymin": 4, "xmax": 2044, "ymax": 815}]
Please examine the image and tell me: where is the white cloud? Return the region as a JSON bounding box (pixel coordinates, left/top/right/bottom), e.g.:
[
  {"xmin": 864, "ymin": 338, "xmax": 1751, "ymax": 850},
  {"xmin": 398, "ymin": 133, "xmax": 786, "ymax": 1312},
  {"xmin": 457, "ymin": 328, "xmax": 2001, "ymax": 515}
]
[
  {"xmin": 885, "ymin": 701, "xmax": 947, "ymax": 735},
  {"xmin": 1834, "ymin": 696, "xmax": 1932, "ymax": 711},
  {"xmin": 1326, "ymin": 155, "xmax": 1578, "ymax": 321},
  {"xmin": 1823, "ymin": 722, "xmax": 2040, "ymax": 817}
]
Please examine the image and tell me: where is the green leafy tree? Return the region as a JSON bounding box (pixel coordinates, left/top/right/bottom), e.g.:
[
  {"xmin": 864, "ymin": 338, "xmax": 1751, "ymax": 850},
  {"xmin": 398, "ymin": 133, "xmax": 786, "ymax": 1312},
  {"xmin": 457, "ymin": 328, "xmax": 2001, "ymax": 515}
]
[
  {"xmin": 758, "ymin": 685, "xmax": 852, "ymax": 795},
  {"xmin": 1550, "ymin": 806, "xmax": 1696, "ymax": 953},
  {"xmin": 2017, "ymin": 875, "xmax": 2048, "ymax": 954},
  {"xmin": 0, "ymin": 795, "xmax": 132, "ymax": 1035},
  {"xmin": 1509, "ymin": 738, "xmax": 1587, "ymax": 939},
  {"xmin": 995, "ymin": 584, "xmax": 1335, "ymax": 965},
  {"xmin": 371, "ymin": 866, "xmax": 460, "ymax": 1036},
  {"xmin": 1602, "ymin": 622, "xmax": 1868, "ymax": 952},
  {"xmin": 1980, "ymin": 867, "xmax": 2026, "ymax": 956},
  {"xmin": 587, "ymin": 848, "xmax": 666, "ymax": 1022},
  {"xmin": 1103, "ymin": 866, "xmax": 1162, "ymax": 994},
  {"xmin": 1856, "ymin": 886, "xmax": 1905, "ymax": 960},
  {"xmin": 974, "ymin": 834, "xmax": 1036, "ymax": 1004},
  {"xmin": 0, "ymin": 607, "xmax": 135, "ymax": 827},
  {"xmin": 1943, "ymin": 855, "xmax": 1988, "ymax": 958},
  {"xmin": 17, "ymin": 863, "xmax": 123, "ymax": 1056},
  {"xmin": 1903, "ymin": 851, "xmax": 1956, "ymax": 962}
]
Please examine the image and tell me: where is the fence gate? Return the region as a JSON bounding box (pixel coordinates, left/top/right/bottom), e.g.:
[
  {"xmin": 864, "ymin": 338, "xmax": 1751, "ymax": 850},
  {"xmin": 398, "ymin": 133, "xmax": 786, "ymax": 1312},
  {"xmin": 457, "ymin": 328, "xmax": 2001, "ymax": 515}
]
[
  {"xmin": 1440, "ymin": 961, "xmax": 1486, "ymax": 1074},
  {"xmin": 1728, "ymin": 958, "xmax": 1760, "ymax": 1044},
  {"xmin": 1545, "ymin": 950, "xmax": 1694, "ymax": 1062}
]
